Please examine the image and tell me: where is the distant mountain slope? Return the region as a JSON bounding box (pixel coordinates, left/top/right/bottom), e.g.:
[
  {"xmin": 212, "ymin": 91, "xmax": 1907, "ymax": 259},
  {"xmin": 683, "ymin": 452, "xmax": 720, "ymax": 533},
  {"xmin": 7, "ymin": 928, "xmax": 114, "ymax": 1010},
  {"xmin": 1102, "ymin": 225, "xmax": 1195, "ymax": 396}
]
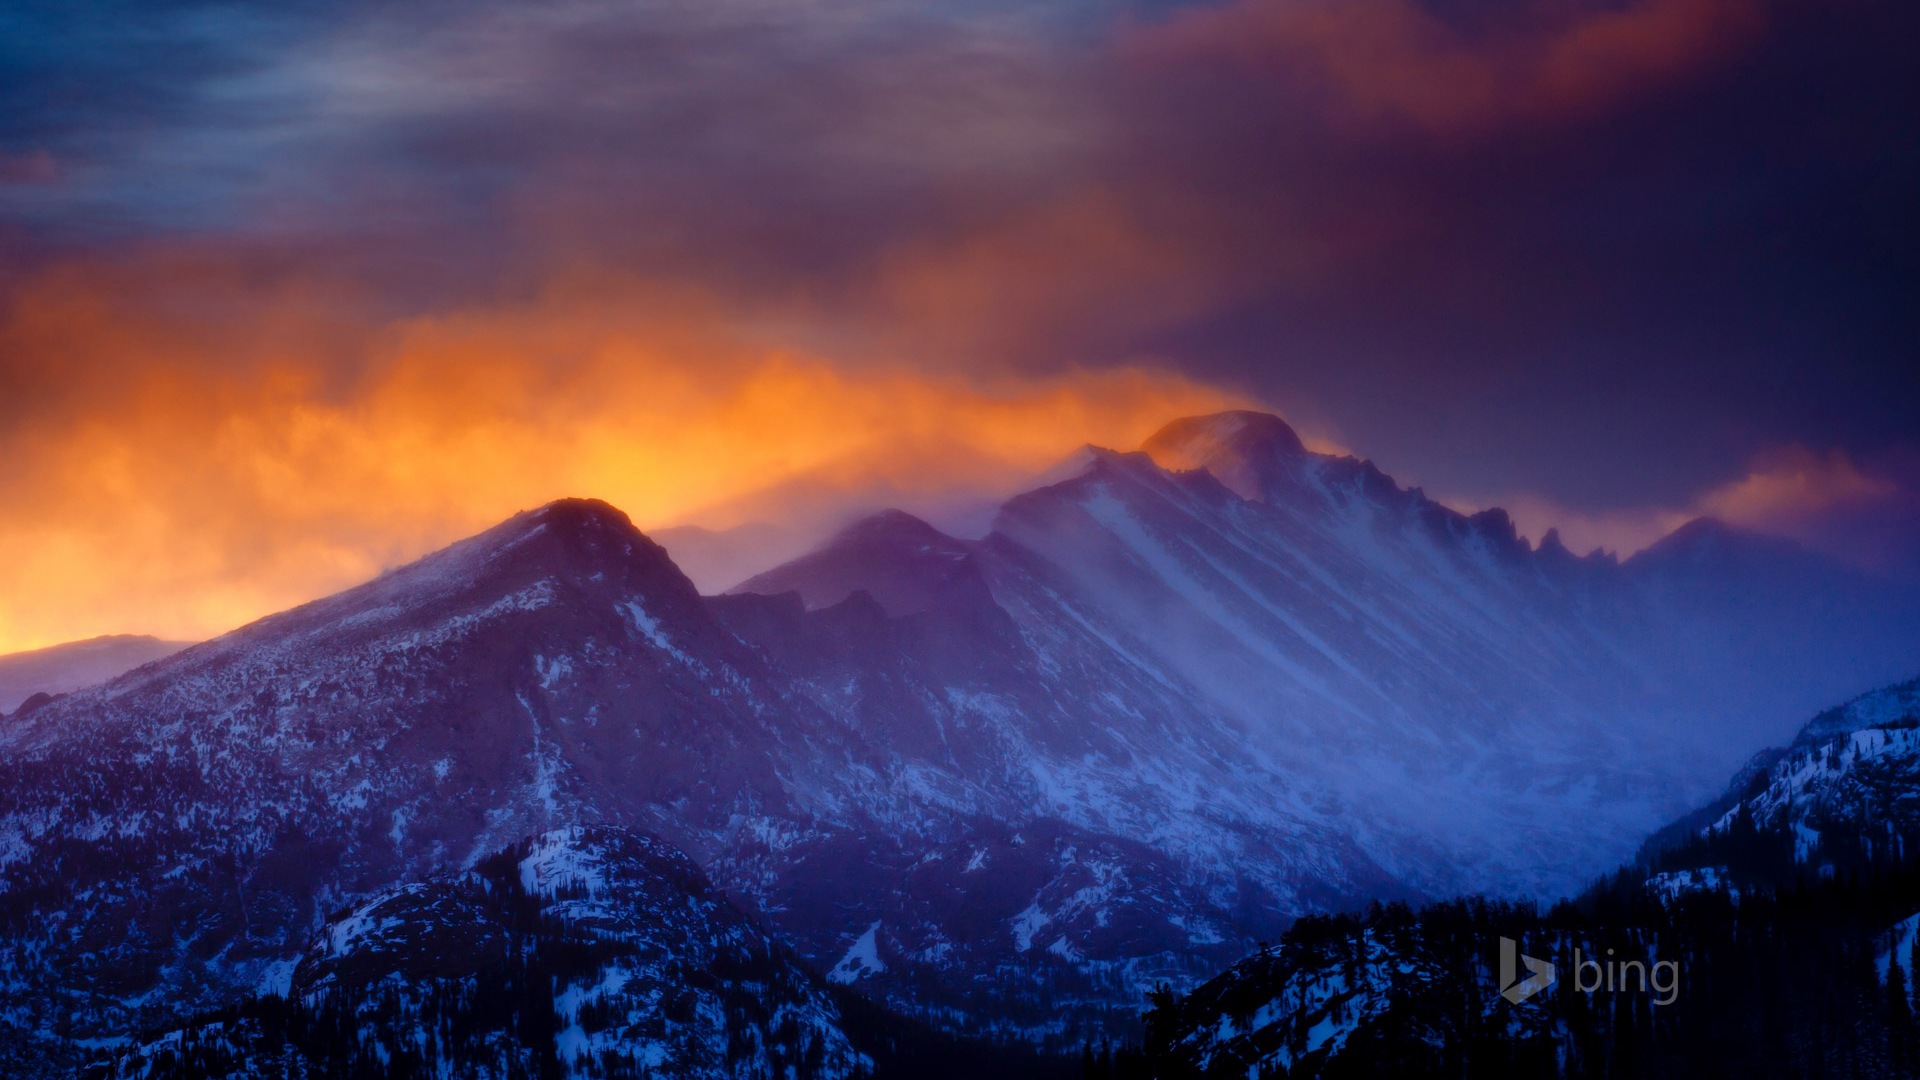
[
  {"xmin": 746, "ymin": 411, "xmax": 1920, "ymax": 899},
  {"xmin": 718, "ymin": 411, "xmax": 1920, "ymax": 1039},
  {"xmin": 653, "ymin": 521, "xmax": 819, "ymax": 594},
  {"xmin": 0, "ymin": 635, "xmax": 189, "ymax": 714},
  {"xmin": 1131, "ymin": 673, "xmax": 1920, "ymax": 1079}
]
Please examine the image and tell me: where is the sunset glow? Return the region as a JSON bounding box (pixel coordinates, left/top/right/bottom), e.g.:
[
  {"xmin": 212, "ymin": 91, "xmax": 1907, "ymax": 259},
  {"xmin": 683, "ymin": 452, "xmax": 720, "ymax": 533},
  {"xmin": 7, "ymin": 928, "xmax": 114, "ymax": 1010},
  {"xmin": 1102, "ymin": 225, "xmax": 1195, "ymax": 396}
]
[
  {"xmin": 0, "ymin": 264, "xmax": 1246, "ymax": 652},
  {"xmin": 4, "ymin": 2, "xmax": 1920, "ymax": 1074},
  {"xmin": 1, "ymin": 0, "xmax": 1914, "ymax": 648}
]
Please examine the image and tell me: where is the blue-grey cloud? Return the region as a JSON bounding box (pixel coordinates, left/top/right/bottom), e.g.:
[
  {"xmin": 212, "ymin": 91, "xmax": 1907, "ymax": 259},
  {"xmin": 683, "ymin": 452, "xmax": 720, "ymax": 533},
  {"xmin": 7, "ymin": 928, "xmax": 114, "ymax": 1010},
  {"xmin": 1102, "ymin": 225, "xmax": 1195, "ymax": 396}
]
[{"xmin": 1, "ymin": 0, "xmax": 1915, "ymax": 548}]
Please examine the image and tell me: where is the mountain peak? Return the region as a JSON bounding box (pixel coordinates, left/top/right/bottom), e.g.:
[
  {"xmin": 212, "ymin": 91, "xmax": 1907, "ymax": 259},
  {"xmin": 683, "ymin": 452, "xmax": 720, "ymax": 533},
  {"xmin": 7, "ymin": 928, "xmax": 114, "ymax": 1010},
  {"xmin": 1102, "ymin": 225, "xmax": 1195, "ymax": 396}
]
[
  {"xmin": 373, "ymin": 496, "xmax": 668, "ymax": 597},
  {"xmin": 179, "ymin": 495, "xmax": 696, "ymax": 665},
  {"xmin": 1143, "ymin": 411, "xmax": 1308, "ymax": 465},
  {"xmin": 830, "ymin": 508, "xmax": 961, "ymax": 550},
  {"xmin": 1141, "ymin": 411, "xmax": 1310, "ymax": 501},
  {"xmin": 1629, "ymin": 516, "xmax": 1812, "ymax": 570},
  {"xmin": 734, "ymin": 509, "xmax": 980, "ymax": 616},
  {"xmin": 1658, "ymin": 515, "xmax": 1736, "ymax": 545},
  {"xmin": 506, "ymin": 496, "xmax": 641, "ymax": 541},
  {"xmin": 460, "ymin": 497, "xmax": 663, "ymax": 568}
]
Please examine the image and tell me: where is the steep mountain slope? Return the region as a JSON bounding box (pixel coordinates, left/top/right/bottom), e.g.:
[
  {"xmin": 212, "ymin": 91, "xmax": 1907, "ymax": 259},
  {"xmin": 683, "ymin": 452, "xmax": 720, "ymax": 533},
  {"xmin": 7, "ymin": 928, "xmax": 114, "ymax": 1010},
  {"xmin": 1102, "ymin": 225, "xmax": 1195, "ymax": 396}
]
[
  {"xmin": 1137, "ymin": 412, "xmax": 1917, "ymax": 761},
  {"xmin": 988, "ymin": 442, "xmax": 1658, "ymax": 884},
  {"xmin": 712, "ymin": 510, "xmax": 1359, "ymax": 1037},
  {"xmin": 0, "ymin": 635, "xmax": 190, "ymax": 714},
  {"xmin": 745, "ymin": 412, "xmax": 1920, "ymax": 900},
  {"xmin": 89, "ymin": 825, "xmax": 870, "ymax": 1080},
  {"xmin": 0, "ymin": 500, "xmax": 845, "ymax": 1071},
  {"xmin": 1643, "ymin": 675, "xmax": 1920, "ymax": 876}
]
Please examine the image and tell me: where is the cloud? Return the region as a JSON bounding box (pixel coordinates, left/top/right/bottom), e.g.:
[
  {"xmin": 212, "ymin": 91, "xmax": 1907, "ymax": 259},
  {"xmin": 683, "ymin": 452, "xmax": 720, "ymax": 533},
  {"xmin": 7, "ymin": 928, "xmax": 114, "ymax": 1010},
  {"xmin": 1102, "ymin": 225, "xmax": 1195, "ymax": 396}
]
[
  {"xmin": 1696, "ymin": 445, "xmax": 1920, "ymax": 574},
  {"xmin": 1121, "ymin": 0, "xmax": 1766, "ymax": 137},
  {"xmin": 0, "ymin": 254, "xmax": 1246, "ymax": 652},
  {"xmin": 1488, "ymin": 444, "xmax": 1920, "ymax": 573},
  {"xmin": 1697, "ymin": 445, "xmax": 1899, "ymax": 526},
  {"xmin": 0, "ymin": 0, "xmax": 1914, "ymax": 650},
  {"xmin": 0, "ymin": 150, "xmax": 59, "ymax": 186}
]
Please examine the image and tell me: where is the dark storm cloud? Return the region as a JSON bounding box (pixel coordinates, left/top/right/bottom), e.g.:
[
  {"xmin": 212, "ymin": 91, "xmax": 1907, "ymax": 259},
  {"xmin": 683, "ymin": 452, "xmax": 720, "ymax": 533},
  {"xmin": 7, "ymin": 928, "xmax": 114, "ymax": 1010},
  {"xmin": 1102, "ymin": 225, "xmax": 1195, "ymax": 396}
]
[
  {"xmin": 1103, "ymin": 0, "xmax": 1920, "ymax": 511},
  {"xmin": 4, "ymin": 0, "xmax": 1107, "ymax": 300},
  {"xmin": 1, "ymin": 0, "xmax": 1915, "ymax": 557}
]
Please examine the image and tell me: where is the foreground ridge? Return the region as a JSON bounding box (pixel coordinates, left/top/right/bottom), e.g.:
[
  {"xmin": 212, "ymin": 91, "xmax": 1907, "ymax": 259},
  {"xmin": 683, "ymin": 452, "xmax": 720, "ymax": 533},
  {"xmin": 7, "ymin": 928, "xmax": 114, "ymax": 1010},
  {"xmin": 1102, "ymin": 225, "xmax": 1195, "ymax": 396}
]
[
  {"xmin": 89, "ymin": 825, "xmax": 871, "ymax": 1079},
  {"xmin": 1131, "ymin": 674, "xmax": 1920, "ymax": 1078}
]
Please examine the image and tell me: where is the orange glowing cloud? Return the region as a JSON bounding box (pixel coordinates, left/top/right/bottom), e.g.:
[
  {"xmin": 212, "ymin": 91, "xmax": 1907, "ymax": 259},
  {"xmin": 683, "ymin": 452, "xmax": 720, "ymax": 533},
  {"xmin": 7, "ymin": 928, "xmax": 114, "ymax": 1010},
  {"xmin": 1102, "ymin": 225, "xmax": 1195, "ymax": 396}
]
[
  {"xmin": 1486, "ymin": 445, "xmax": 1916, "ymax": 565},
  {"xmin": 1123, "ymin": 0, "xmax": 1766, "ymax": 136},
  {"xmin": 1694, "ymin": 446, "xmax": 1901, "ymax": 530},
  {"xmin": 0, "ymin": 257, "xmax": 1249, "ymax": 654},
  {"xmin": 874, "ymin": 190, "xmax": 1225, "ymax": 362}
]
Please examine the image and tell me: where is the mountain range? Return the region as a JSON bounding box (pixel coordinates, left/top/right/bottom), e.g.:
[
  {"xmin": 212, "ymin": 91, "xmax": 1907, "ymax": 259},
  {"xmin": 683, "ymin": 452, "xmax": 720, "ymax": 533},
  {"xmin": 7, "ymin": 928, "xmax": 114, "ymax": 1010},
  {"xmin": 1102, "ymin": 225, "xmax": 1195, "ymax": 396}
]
[{"xmin": 3, "ymin": 410, "xmax": 1918, "ymax": 1074}]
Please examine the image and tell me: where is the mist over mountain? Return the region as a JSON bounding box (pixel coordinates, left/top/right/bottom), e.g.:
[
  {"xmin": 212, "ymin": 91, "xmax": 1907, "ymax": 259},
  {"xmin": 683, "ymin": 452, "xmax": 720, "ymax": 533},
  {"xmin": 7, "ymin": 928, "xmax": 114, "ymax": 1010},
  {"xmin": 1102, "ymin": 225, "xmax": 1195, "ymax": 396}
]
[
  {"xmin": 742, "ymin": 410, "xmax": 1920, "ymax": 882},
  {"xmin": 3, "ymin": 411, "xmax": 1917, "ymax": 1075},
  {"xmin": 653, "ymin": 522, "xmax": 818, "ymax": 596},
  {"xmin": 1136, "ymin": 675, "xmax": 1920, "ymax": 1079},
  {"xmin": 0, "ymin": 635, "xmax": 190, "ymax": 715}
]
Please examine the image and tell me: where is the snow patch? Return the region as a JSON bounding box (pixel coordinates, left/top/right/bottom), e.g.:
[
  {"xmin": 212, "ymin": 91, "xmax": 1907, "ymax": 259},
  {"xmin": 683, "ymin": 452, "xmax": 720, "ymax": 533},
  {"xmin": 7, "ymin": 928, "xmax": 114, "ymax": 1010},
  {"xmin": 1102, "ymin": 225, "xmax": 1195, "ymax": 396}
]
[
  {"xmin": 520, "ymin": 829, "xmax": 607, "ymax": 898},
  {"xmin": 256, "ymin": 957, "xmax": 300, "ymax": 998},
  {"xmin": 1011, "ymin": 903, "xmax": 1049, "ymax": 953},
  {"xmin": 535, "ymin": 653, "xmax": 576, "ymax": 690},
  {"xmin": 619, "ymin": 599, "xmax": 696, "ymax": 668},
  {"xmin": 828, "ymin": 921, "xmax": 886, "ymax": 985}
]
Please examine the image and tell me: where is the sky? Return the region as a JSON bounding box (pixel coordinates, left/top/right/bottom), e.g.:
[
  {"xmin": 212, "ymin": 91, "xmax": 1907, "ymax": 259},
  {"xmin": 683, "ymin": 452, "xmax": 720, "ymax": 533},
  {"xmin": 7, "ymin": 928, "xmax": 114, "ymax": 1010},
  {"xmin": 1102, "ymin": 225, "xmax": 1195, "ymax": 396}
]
[{"xmin": 0, "ymin": 0, "xmax": 1915, "ymax": 651}]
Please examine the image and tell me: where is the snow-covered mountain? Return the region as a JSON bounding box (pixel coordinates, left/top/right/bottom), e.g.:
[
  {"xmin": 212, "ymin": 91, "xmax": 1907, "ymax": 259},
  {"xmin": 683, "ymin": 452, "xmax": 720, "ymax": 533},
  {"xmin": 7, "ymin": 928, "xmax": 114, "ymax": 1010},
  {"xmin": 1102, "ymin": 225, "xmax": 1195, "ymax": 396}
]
[
  {"xmin": 0, "ymin": 634, "xmax": 189, "ymax": 714},
  {"xmin": 3, "ymin": 411, "xmax": 1919, "ymax": 1072},
  {"xmin": 1140, "ymin": 673, "xmax": 1920, "ymax": 1079},
  {"xmin": 0, "ymin": 500, "xmax": 884, "ymax": 1069},
  {"xmin": 1143, "ymin": 904, "xmax": 1574, "ymax": 1078},
  {"xmin": 94, "ymin": 825, "xmax": 870, "ymax": 1079},
  {"xmin": 1644, "ymin": 675, "xmax": 1920, "ymax": 873},
  {"xmin": 744, "ymin": 411, "xmax": 1920, "ymax": 896}
]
